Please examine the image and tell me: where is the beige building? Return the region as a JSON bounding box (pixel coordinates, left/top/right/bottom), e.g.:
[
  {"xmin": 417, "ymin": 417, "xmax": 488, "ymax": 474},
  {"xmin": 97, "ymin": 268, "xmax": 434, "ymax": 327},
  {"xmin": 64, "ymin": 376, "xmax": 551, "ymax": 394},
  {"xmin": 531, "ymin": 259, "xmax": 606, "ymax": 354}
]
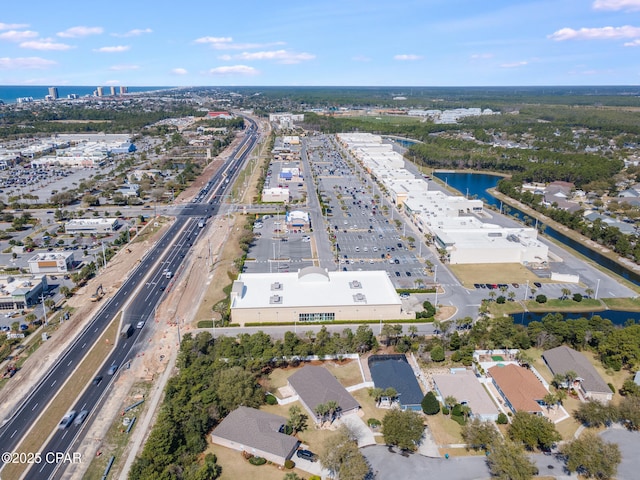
[{"xmin": 230, "ymin": 267, "xmax": 402, "ymax": 326}]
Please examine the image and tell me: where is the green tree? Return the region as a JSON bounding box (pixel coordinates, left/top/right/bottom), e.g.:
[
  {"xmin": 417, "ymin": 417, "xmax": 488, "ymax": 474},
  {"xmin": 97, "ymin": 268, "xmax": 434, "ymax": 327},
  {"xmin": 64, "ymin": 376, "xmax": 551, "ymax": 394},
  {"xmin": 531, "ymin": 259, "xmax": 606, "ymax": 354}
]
[
  {"xmin": 461, "ymin": 418, "xmax": 498, "ymax": 451},
  {"xmin": 368, "ymin": 387, "xmax": 384, "ymax": 406},
  {"xmin": 421, "ymin": 392, "xmax": 440, "ymax": 415},
  {"xmin": 381, "ymin": 409, "xmax": 424, "ymax": 451},
  {"xmin": 561, "ymin": 431, "xmax": 621, "ymax": 480},
  {"xmin": 320, "ymin": 425, "xmax": 369, "ymax": 480},
  {"xmin": 286, "ymin": 405, "xmax": 308, "ymax": 434},
  {"xmin": 573, "ymin": 400, "xmax": 619, "ymax": 428},
  {"xmin": 487, "ymin": 439, "xmax": 538, "ymax": 480},
  {"xmin": 430, "ymin": 345, "xmax": 445, "ymax": 362},
  {"xmin": 508, "ymin": 411, "xmax": 561, "ymax": 451},
  {"xmin": 618, "ymin": 395, "xmax": 640, "ymax": 430}
]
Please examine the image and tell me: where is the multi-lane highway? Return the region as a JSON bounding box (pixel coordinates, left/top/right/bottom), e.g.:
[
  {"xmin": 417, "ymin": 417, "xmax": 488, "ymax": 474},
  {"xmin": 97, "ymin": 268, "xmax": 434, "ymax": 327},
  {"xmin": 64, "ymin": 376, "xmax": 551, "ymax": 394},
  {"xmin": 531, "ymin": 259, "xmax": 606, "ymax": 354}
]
[{"xmin": 0, "ymin": 117, "xmax": 259, "ymax": 479}]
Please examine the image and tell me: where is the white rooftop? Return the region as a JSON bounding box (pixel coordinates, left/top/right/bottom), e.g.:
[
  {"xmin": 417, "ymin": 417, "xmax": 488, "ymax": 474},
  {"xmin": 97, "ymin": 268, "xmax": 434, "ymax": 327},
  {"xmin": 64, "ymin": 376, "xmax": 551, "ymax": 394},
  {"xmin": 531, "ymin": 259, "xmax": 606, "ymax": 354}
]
[{"xmin": 231, "ymin": 268, "xmax": 401, "ymax": 310}]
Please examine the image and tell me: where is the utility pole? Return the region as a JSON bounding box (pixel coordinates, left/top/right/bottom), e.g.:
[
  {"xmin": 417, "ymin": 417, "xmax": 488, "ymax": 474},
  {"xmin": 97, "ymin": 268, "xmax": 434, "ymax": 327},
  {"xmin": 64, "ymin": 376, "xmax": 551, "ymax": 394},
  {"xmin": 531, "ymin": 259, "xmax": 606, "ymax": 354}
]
[{"xmin": 40, "ymin": 293, "xmax": 49, "ymax": 326}]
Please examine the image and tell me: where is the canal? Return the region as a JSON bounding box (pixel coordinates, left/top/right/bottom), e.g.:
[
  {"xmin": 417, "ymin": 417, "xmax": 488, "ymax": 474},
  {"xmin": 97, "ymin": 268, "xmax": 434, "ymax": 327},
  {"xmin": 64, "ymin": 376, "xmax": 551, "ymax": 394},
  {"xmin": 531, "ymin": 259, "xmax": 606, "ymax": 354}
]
[{"xmin": 434, "ymin": 172, "xmax": 640, "ymax": 287}]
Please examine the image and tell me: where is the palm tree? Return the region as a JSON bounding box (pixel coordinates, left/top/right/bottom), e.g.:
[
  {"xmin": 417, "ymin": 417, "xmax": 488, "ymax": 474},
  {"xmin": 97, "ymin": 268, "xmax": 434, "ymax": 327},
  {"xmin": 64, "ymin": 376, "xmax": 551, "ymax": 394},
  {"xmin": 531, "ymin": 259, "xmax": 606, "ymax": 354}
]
[
  {"xmin": 459, "ymin": 404, "xmax": 472, "ymax": 422},
  {"xmin": 564, "ymin": 370, "xmax": 579, "ymax": 389},
  {"xmin": 408, "ymin": 325, "xmax": 418, "ymax": 339},
  {"xmin": 314, "ymin": 402, "xmax": 329, "ymax": 425},
  {"xmin": 368, "ymin": 387, "xmax": 384, "ymax": 407},
  {"xmin": 326, "ymin": 400, "xmax": 340, "ymax": 423},
  {"xmin": 444, "ymin": 395, "xmax": 457, "ymax": 414},
  {"xmin": 488, "ymin": 291, "xmax": 496, "ymax": 302},
  {"xmin": 543, "ymin": 393, "xmax": 557, "ymax": 411},
  {"xmin": 508, "ymin": 291, "xmax": 516, "ymax": 302},
  {"xmin": 561, "ymin": 288, "xmax": 571, "ymax": 300},
  {"xmin": 585, "ymin": 288, "xmax": 594, "ymax": 299},
  {"xmin": 554, "ymin": 389, "xmax": 567, "ymax": 406}
]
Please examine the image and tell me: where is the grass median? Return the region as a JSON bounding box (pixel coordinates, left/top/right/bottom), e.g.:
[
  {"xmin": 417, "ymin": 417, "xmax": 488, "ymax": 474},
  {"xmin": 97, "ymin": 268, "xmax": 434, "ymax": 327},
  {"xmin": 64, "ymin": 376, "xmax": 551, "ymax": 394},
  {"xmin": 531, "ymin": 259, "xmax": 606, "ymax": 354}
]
[{"xmin": 2, "ymin": 313, "xmax": 121, "ymax": 480}]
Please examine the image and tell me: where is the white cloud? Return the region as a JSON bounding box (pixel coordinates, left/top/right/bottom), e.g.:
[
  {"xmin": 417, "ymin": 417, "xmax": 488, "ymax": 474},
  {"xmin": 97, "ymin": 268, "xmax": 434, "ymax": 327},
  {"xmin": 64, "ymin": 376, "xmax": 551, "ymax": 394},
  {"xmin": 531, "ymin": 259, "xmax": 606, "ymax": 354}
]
[
  {"xmin": 500, "ymin": 61, "xmax": 528, "ymax": 68},
  {"xmin": 593, "ymin": 0, "xmax": 640, "ymax": 11},
  {"xmin": 352, "ymin": 55, "xmax": 371, "ymax": 62},
  {"xmin": 171, "ymin": 68, "xmax": 188, "ymax": 75},
  {"xmin": 112, "ymin": 28, "xmax": 152, "ymax": 38},
  {"xmin": 394, "ymin": 54, "xmax": 423, "ymax": 61},
  {"xmin": 624, "ymin": 39, "xmax": 640, "ymax": 46},
  {"xmin": 0, "ymin": 56, "xmax": 56, "ymax": 69},
  {"xmin": 20, "ymin": 40, "xmax": 73, "ymax": 51},
  {"xmin": 0, "ymin": 30, "xmax": 38, "ymax": 42},
  {"xmin": 109, "ymin": 64, "xmax": 140, "ymax": 71},
  {"xmin": 0, "ymin": 23, "xmax": 29, "ymax": 30},
  {"xmin": 236, "ymin": 50, "xmax": 315, "ymax": 64},
  {"xmin": 549, "ymin": 25, "xmax": 640, "ymax": 41},
  {"xmin": 218, "ymin": 54, "xmax": 233, "ymax": 61},
  {"xmin": 195, "ymin": 36, "xmax": 233, "ymax": 45},
  {"xmin": 105, "ymin": 80, "xmax": 121, "ymax": 85},
  {"xmin": 208, "ymin": 65, "xmax": 259, "ymax": 76},
  {"xmin": 470, "ymin": 53, "xmax": 494, "ymax": 59},
  {"xmin": 195, "ymin": 36, "xmax": 286, "ymax": 51},
  {"xmin": 57, "ymin": 26, "xmax": 103, "ymax": 38},
  {"xmin": 93, "ymin": 45, "xmax": 130, "ymax": 53}
]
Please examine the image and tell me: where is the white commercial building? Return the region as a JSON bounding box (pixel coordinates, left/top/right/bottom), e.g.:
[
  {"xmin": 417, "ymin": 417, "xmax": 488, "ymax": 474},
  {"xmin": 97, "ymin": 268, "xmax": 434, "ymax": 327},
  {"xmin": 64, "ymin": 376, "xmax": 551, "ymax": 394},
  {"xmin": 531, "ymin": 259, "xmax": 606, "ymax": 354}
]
[
  {"xmin": 261, "ymin": 187, "xmax": 290, "ymax": 203},
  {"xmin": 0, "ymin": 274, "xmax": 48, "ymax": 310},
  {"xmin": 338, "ymin": 132, "xmax": 548, "ymax": 266},
  {"xmin": 28, "ymin": 252, "xmax": 75, "ymax": 274},
  {"xmin": 230, "ymin": 267, "xmax": 402, "ymax": 326},
  {"xmin": 65, "ymin": 218, "xmax": 120, "ymax": 234}
]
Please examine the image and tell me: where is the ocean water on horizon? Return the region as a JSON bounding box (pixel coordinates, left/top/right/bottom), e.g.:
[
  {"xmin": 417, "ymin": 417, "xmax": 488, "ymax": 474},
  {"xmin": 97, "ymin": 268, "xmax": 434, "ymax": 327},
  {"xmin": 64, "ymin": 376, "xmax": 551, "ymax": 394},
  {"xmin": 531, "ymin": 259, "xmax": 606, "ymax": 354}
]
[{"xmin": 0, "ymin": 85, "xmax": 174, "ymax": 104}]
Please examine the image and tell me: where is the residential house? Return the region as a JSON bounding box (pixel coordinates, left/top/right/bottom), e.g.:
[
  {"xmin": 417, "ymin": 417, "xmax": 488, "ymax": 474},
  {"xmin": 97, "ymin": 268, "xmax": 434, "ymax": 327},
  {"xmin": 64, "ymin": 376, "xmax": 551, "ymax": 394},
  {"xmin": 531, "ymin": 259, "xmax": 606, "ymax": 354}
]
[
  {"xmin": 287, "ymin": 365, "xmax": 360, "ymax": 423},
  {"xmin": 488, "ymin": 364, "xmax": 547, "ymax": 414},
  {"xmin": 210, "ymin": 406, "xmax": 299, "ymax": 465},
  {"xmin": 542, "ymin": 345, "xmax": 613, "ymax": 403}
]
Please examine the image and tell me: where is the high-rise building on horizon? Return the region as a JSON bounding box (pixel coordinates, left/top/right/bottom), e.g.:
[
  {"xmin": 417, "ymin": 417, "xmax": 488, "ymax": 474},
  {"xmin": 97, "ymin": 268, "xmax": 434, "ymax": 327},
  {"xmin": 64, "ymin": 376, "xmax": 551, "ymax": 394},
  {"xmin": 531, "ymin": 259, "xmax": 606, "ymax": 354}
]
[
  {"xmin": 110, "ymin": 86, "xmax": 116, "ymax": 96},
  {"xmin": 96, "ymin": 86, "xmax": 104, "ymax": 97},
  {"xmin": 119, "ymin": 86, "xmax": 128, "ymax": 95},
  {"xmin": 48, "ymin": 87, "xmax": 59, "ymax": 99}
]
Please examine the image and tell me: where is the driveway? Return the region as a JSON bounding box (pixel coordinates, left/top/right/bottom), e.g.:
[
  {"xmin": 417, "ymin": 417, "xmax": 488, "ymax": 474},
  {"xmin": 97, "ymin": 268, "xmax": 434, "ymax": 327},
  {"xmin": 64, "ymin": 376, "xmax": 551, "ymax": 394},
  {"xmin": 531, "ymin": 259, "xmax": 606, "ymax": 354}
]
[
  {"xmin": 600, "ymin": 426, "xmax": 640, "ymax": 480},
  {"xmin": 339, "ymin": 413, "xmax": 376, "ymax": 447},
  {"xmin": 362, "ymin": 446, "xmax": 579, "ymax": 480}
]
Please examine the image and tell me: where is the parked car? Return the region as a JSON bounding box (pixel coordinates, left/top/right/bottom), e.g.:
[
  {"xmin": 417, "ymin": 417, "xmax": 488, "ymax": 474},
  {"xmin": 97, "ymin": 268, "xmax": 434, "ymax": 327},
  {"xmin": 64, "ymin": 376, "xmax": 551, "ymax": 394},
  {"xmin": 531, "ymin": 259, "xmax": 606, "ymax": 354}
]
[{"xmin": 296, "ymin": 450, "xmax": 317, "ymax": 462}]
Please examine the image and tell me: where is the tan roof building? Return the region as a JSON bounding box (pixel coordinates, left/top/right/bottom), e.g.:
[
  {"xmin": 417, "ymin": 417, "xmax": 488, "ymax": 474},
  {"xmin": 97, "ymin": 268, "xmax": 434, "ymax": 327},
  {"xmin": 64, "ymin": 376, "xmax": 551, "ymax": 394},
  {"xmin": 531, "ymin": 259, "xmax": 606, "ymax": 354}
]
[
  {"xmin": 488, "ymin": 364, "xmax": 547, "ymax": 414},
  {"xmin": 433, "ymin": 369, "xmax": 500, "ymax": 421}
]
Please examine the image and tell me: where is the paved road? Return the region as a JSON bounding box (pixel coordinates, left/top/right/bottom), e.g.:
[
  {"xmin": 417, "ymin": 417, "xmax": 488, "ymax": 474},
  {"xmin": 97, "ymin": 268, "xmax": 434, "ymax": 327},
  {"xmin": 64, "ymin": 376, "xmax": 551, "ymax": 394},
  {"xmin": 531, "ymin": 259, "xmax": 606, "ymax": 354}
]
[
  {"xmin": 362, "ymin": 445, "xmax": 577, "ymax": 480},
  {"xmin": 0, "ymin": 119, "xmax": 259, "ymax": 480}
]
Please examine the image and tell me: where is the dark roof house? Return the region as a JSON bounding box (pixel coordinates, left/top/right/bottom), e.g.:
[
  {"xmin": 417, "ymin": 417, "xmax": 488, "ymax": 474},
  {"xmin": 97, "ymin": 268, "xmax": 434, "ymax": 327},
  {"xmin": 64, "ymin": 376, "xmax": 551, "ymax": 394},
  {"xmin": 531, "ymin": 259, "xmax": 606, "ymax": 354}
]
[
  {"xmin": 288, "ymin": 366, "xmax": 360, "ymax": 422},
  {"xmin": 368, "ymin": 355, "xmax": 424, "ymax": 410},
  {"xmin": 211, "ymin": 406, "xmax": 299, "ymax": 465},
  {"xmin": 542, "ymin": 345, "xmax": 613, "ymax": 403}
]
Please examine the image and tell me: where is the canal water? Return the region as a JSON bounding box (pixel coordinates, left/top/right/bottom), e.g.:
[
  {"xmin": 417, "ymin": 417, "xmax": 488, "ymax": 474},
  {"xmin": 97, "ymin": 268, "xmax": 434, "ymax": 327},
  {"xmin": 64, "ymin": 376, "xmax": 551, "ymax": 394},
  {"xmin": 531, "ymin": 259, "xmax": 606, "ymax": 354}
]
[
  {"xmin": 434, "ymin": 172, "xmax": 640, "ymax": 286},
  {"xmin": 511, "ymin": 310, "xmax": 639, "ymax": 326}
]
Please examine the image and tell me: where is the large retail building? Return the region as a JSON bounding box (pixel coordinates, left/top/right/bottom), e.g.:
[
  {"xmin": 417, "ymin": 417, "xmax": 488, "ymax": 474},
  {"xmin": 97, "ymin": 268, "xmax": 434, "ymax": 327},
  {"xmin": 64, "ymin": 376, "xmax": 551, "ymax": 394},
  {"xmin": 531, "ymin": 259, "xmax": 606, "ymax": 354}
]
[{"xmin": 230, "ymin": 267, "xmax": 402, "ymax": 325}]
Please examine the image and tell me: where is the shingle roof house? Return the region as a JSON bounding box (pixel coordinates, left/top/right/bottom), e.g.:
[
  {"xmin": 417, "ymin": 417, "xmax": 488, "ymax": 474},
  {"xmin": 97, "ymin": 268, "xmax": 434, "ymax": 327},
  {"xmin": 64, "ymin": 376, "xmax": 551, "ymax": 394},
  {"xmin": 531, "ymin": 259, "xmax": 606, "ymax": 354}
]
[
  {"xmin": 542, "ymin": 346, "xmax": 613, "ymax": 403},
  {"xmin": 488, "ymin": 364, "xmax": 548, "ymax": 414},
  {"xmin": 210, "ymin": 406, "xmax": 299, "ymax": 465},
  {"xmin": 288, "ymin": 365, "xmax": 360, "ymax": 422}
]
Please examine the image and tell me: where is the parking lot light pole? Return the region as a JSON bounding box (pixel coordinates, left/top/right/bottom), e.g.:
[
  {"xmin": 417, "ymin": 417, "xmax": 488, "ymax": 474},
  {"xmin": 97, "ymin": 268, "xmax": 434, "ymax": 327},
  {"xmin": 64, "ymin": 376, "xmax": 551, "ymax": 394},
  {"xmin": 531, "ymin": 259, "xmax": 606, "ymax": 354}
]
[
  {"xmin": 524, "ymin": 280, "xmax": 529, "ymax": 301},
  {"xmin": 433, "ymin": 265, "xmax": 438, "ymax": 310},
  {"xmin": 595, "ymin": 279, "xmax": 600, "ymax": 300}
]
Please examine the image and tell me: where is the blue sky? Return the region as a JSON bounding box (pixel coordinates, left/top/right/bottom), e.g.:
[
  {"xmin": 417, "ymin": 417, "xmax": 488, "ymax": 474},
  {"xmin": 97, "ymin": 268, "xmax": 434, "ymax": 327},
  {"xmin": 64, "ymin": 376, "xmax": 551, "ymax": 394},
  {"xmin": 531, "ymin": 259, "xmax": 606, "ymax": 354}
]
[{"xmin": 0, "ymin": 0, "xmax": 639, "ymax": 86}]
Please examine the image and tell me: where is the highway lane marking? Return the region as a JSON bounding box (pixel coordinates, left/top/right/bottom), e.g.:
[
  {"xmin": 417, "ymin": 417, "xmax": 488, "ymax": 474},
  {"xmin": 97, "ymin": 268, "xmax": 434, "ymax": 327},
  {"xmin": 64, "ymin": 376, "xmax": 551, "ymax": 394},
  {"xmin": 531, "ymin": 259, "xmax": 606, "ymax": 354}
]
[
  {"xmin": 67, "ymin": 360, "xmax": 73, "ymax": 366},
  {"xmin": 31, "ymin": 403, "xmax": 38, "ymax": 411},
  {"xmin": 81, "ymin": 342, "xmax": 86, "ymax": 349},
  {"xmin": 51, "ymin": 380, "xmax": 56, "ymax": 387},
  {"xmin": 10, "ymin": 429, "xmax": 17, "ymax": 438}
]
